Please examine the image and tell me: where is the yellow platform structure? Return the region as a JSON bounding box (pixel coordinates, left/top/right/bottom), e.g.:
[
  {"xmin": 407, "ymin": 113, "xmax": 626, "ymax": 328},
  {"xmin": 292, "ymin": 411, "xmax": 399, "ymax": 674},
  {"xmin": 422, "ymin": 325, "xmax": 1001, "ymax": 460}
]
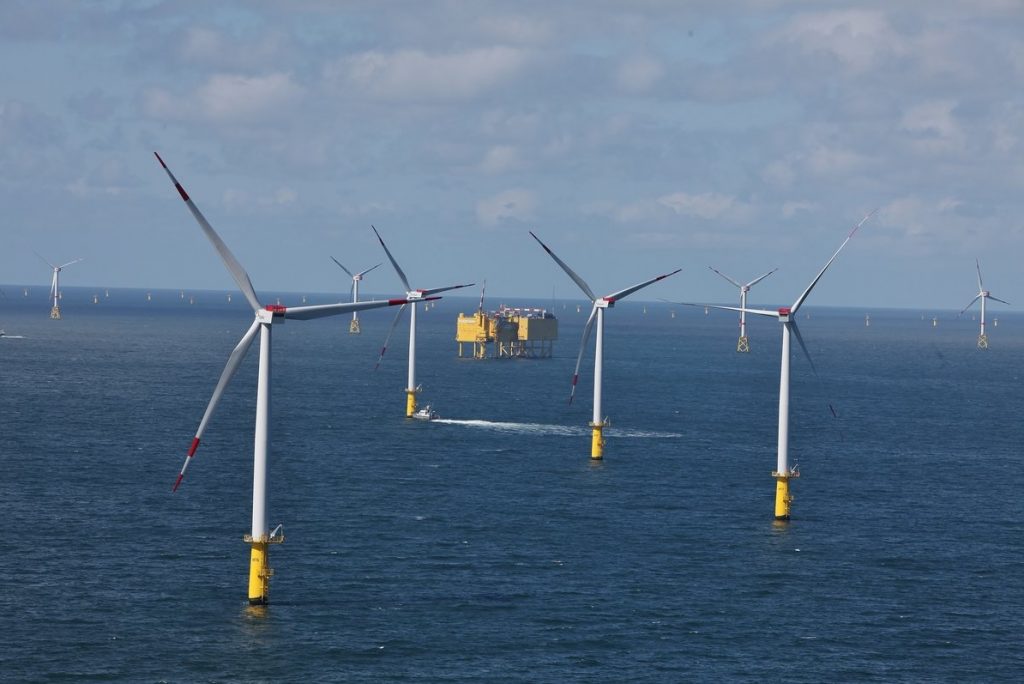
[{"xmin": 457, "ymin": 306, "xmax": 557, "ymax": 359}]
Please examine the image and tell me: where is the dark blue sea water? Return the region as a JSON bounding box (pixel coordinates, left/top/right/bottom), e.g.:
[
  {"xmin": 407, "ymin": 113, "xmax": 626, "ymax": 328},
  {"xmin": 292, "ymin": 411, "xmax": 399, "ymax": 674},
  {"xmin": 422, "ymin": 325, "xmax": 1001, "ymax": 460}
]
[{"xmin": 2, "ymin": 287, "xmax": 1023, "ymax": 682}]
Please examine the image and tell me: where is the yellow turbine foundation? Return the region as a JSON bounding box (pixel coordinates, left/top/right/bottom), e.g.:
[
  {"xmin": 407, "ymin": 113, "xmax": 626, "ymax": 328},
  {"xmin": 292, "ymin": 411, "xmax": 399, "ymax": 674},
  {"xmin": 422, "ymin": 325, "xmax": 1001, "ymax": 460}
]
[
  {"xmin": 590, "ymin": 422, "xmax": 605, "ymax": 460},
  {"xmin": 349, "ymin": 318, "xmax": 361, "ymax": 334},
  {"xmin": 406, "ymin": 389, "xmax": 418, "ymax": 417},
  {"xmin": 772, "ymin": 471, "xmax": 799, "ymax": 520},
  {"xmin": 244, "ymin": 533, "xmax": 284, "ymax": 605},
  {"xmin": 736, "ymin": 336, "xmax": 750, "ymax": 353},
  {"xmin": 50, "ymin": 306, "xmax": 61, "ymax": 320}
]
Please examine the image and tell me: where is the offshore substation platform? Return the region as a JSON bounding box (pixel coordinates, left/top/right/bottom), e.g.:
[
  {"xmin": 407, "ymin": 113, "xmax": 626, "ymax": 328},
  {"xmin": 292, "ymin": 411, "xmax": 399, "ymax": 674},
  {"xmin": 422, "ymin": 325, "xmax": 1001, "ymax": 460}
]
[{"xmin": 456, "ymin": 304, "xmax": 558, "ymax": 359}]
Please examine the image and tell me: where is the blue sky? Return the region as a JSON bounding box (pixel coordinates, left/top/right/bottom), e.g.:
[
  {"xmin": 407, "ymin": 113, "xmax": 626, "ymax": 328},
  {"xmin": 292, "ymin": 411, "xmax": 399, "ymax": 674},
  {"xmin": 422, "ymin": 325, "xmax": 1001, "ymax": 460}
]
[{"xmin": 1, "ymin": 1, "xmax": 1022, "ymax": 310}]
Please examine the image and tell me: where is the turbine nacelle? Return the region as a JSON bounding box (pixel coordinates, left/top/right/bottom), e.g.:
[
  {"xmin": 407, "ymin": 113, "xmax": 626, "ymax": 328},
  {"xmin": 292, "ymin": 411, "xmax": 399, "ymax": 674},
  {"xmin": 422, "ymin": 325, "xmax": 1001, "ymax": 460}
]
[
  {"xmin": 597, "ymin": 298, "xmax": 614, "ymax": 309},
  {"xmin": 777, "ymin": 307, "xmax": 791, "ymax": 322},
  {"xmin": 256, "ymin": 306, "xmax": 287, "ymax": 324}
]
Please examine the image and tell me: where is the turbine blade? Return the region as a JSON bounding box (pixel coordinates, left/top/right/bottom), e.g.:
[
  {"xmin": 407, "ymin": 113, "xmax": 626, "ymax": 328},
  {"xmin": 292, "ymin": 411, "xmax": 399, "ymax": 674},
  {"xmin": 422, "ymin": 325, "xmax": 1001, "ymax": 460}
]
[
  {"xmin": 374, "ymin": 303, "xmax": 408, "ymax": 370},
  {"xmin": 173, "ymin": 319, "xmax": 261, "ymax": 492},
  {"xmin": 745, "ymin": 268, "xmax": 778, "ymax": 289},
  {"xmin": 57, "ymin": 258, "xmax": 84, "ymax": 270},
  {"xmin": 330, "ymin": 256, "xmax": 354, "ymax": 278},
  {"xmin": 418, "ymin": 282, "xmax": 474, "ymax": 297},
  {"xmin": 604, "ymin": 268, "xmax": 681, "ymax": 303},
  {"xmin": 33, "ymin": 251, "xmax": 56, "ymax": 269},
  {"xmin": 569, "ymin": 305, "xmax": 599, "ymax": 405},
  {"xmin": 988, "ymin": 294, "xmax": 1011, "ymax": 306},
  {"xmin": 708, "ymin": 267, "xmax": 742, "ymax": 288},
  {"xmin": 790, "ymin": 209, "xmax": 876, "ymax": 314},
  {"xmin": 284, "ymin": 297, "xmax": 427, "ymax": 321},
  {"xmin": 669, "ymin": 301, "xmax": 779, "ymax": 318},
  {"xmin": 959, "ymin": 294, "xmax": 982, "ymax": 316},
  {"xmin": 529, "ymin": 231, "xmax": 597, "ymax": 302},
  {"xmin": 349, "ymin": 281, "xmax": 355, "ymax": 302},
  {"xmin": 975, "ymin": 259, "xmax": 984, "ymax": 291},
  {"xmin": 791, "ymin": 320, "xmax": 843, "ymax": 438},
  {"xmin": 371, "ymin": 225, "xmax": 412, "ymax": 293},
  {"xmin": 154, "ymin": 153, "xmax": 261, "ymax": 313},
  {"xmin": 356, "ymin": 263, "xmax": 382, "ymax": 278},
  {"xmin": 790, "ymin": 320, "xmax": 818, "ymax": 378}
]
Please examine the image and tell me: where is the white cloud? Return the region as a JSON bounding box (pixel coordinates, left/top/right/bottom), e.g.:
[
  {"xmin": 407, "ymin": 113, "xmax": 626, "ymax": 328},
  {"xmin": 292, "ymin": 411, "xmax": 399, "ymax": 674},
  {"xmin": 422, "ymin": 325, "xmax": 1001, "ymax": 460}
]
[
  {"xmin": 144, "ymin": 72, "xmax": 303, "ymax": 123},
  {"xmin": 657, "ymin": 192, "xmax": 743, "ymax": 220},
  {"xmin": 480, "ymin": 145, "xmax": 522, "ymax": 174},
  {"xmin": 326, "ymin": 47, "xmax": 531, "ymax": 102},
  {"xmin": 900, "ymin": 100, "xmax": 964, "ymax": 154},
  {"xmin": 475, "ymin": 15, "xmax": 553, "ymax": 44},
  {"xmin": 782, "ymin": 201, "xmax": 815, "ymax": 218},
  {"xmin": 614, "ymin": 55, "xmax": 665, "ymax": 93},
  {"xmin": 476, "ymin": 188, "xmax": 535, "ymax": 227},
  {"xmin": 606, "ymin": 192, "xmax": 753, "ymax": 224},
  {"xmin": 774, "ymin": 9, "xmax": 905, "ymax": 73},
  {"xmin": 222, "ymin": 186, "xmax": 298, "ymax": 210}
]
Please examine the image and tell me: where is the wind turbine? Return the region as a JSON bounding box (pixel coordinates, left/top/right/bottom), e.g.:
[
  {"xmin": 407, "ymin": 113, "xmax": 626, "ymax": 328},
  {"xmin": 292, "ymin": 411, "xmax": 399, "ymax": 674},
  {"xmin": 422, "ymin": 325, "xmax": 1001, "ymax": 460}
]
[
  {"xmin": 372, "ymin": 226, "xmax": 474, "ymax": 417},
  {"xmin": 696, "ymin": 211, "xmax": 874, "ymax": 520},
  {"xmin": 35, "ymin": 253, "xmax": 83, "ymax": 319},
  {"xmin": 960, "ymin": 259, "xmax": 1009, "ymax": 349},
  {"xmin": 155, "ymin": 152, "xmax": 420, "ymax": 605},
  {"xmin": 707, "ymin": 267, "xmax": 777, "ymax": 352},
  {"xmin": 530, "ymin": 231, "xmax": 680, "ymax": 459},
  {"xmin": 330, "ymin": 257, "xmax": 381, "ymax": 334}
]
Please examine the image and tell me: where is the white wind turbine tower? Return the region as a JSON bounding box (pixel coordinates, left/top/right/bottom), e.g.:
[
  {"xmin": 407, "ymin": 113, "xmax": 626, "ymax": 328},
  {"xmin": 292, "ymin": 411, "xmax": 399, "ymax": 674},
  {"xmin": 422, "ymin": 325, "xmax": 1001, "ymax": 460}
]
[
  {"xmin": 698, "ymin": 211, "xmax": 874, "ymax": 519},
  {"xmin": 530, "ymin": 231, "xmax": 680, "ymax": 459},
  {"xmin": 372, "ymin": 226, "xmax": 474, "ymax": 417},
  {"xmin": 707, "ymin": 266, "xmax": 777, "ymax": 352},
  {"xmin": 155, "ymin": 152, "xmax": 417, "ymax": 606},
  {"xmin": 961, "ymin": 259, "xmax": 1009, "ymax": 349},
  {"xmin": 35, "ymin": 253, "xmax": 83, "ymax": 319},
  {"xmin": 330, "ymin": 257, "xmax": 381, "ymax": 334}
]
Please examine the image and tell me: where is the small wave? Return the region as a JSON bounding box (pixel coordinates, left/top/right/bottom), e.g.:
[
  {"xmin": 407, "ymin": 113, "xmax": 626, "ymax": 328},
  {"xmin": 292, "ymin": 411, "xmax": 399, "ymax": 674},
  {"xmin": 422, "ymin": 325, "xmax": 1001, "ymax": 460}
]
[
  {"xmin": 0, "ymin": 335, "xmax": 26, "ymax": 339},
  {"xmin": 432, "ymin": 418, "xmax": 681, "ymax": 439}
]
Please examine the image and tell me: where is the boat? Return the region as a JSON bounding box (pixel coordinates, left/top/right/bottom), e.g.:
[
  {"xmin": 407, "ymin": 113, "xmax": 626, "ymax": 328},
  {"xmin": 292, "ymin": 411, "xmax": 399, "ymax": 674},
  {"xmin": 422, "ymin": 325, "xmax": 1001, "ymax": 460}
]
[{"xmin": 412, "ymin": 405, "xmax": 439, "ymax": 421}]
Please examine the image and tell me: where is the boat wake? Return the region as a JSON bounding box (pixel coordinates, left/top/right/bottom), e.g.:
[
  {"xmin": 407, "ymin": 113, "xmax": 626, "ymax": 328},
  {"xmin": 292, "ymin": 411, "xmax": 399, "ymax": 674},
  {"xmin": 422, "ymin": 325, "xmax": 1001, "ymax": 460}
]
[{"xmin": 432, "ymin": 418, "xmax": 681, "ymax": 439}]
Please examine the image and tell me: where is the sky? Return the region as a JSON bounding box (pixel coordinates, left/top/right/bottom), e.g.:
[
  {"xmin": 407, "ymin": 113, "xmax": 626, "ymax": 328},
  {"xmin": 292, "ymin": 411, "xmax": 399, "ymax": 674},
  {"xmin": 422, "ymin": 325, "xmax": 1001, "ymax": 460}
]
[{"xmin": 1, "ymin": 0, "xmax": 1022, "ymax": 310}]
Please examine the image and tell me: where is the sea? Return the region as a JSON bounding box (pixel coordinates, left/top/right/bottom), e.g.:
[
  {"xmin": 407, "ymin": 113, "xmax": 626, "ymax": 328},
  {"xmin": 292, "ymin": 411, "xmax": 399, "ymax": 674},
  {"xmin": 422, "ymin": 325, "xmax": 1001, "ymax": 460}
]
[{"xmin": 2, "ymin": 286, "xmax": 1022, "ymax": 682}]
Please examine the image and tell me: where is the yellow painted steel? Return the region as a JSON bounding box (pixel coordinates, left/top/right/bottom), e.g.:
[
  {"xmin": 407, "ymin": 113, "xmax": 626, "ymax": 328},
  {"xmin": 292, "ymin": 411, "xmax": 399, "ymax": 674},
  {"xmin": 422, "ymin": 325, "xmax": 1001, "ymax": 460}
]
[
  {"xmin": 455, "ymin": 307, "xmax": 557, "ymax": 359},
  {"xmin": 406, "ymin": 389, "xmax": 417, "ymax": 417},
  {"xmin": 247, "ymin": 541, "xmax": 270, "ymax": 605},
  {"xmin": 590, "ymin": 423, "xmax": 604, "ymax": 459},
  {"xmin": 773, "ymin": 475, "xmax": 792, "ymax": 520}
]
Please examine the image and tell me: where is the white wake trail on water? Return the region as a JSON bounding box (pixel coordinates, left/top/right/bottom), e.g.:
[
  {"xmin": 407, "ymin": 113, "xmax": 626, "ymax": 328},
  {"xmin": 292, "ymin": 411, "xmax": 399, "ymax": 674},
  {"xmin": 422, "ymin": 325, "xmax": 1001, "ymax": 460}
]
[{"xmin": 432, "ymin": 418, "xmax": 681, "ymax": 439}]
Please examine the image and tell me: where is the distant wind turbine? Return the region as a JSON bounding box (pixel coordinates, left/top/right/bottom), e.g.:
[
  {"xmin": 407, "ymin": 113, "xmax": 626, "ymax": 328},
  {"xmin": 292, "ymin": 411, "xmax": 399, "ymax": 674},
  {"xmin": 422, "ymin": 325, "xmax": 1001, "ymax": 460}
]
[
  {"xmin": 35, "ymin": 253, "xmax": 83, "ymax": 319},
  {"xmin": 707, "ymin": 267, "xmax": 777, "ymax": 352},
  {"xmin": 530, "ymin": 231, "xmax": 680, "ymax": 459},
  {"xmin": 372, "ymin": 226, "xmax": 474, "ymax": 417},
  {"xmin": 960, "ymin": 259, "xmax": 1009, "ymax": 349},
  {"xmin": 691, "ymin": 211, "xmax": 874, "ymax": 519},
  {"xmin": 155, "ymin": 152, "xmax": 417, "ymax": 605},
  {"xmin": 331, "ymin": 258, "xmax": 381, "ymax": 334}
]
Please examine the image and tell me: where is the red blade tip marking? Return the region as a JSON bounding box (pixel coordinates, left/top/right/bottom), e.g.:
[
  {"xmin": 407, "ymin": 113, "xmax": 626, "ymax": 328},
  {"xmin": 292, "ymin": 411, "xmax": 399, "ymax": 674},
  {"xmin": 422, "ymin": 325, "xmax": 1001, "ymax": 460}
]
[
  {"xmin": 187, "ymin": 437, "xmax": 200, "ymax": 457},
  {"xmin": 174, "ymin": 183, "xmax": 189, "ymax": 202},
  {"xmin": 172, "ymin": 473, "xmax": 184, "ymax": 492},
  {"xmin": 154, "ymin": 151, "xmax": 167, "ymax": 168},
  {"xmin": 388, "ymin": 299, "xmax": 406, "ymax": 305}
]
